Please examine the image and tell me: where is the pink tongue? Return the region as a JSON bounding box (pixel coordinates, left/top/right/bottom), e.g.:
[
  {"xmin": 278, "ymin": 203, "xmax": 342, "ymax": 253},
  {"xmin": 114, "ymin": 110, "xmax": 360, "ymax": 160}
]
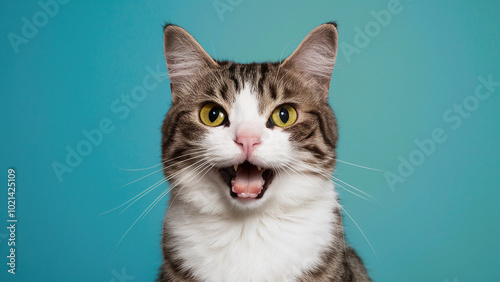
[{"xmin": 232, "ymin": 165, "xmax": 264, "ymax": 198}]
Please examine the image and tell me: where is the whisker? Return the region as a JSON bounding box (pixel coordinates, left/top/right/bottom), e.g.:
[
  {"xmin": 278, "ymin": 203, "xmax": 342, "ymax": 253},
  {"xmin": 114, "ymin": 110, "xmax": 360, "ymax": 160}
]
[
  {"xmin": 103, "ymin": 154, "xmax": 210, "ymax": 216},
  {"xmin": 112, "ymin": 161, "xmax": 211, "ymax": 253},
  {"xmin": 338, "ymin": 206, "xmax": 348, "ymax": 260},
  {"xmin": 162, "ymin": 156, "xmax": 213, "ymax": 183},
  {"xmin": 113, "ymin": 199, "xmax": 158, "ymax": 254},
  {"xmin": 99, "ymin": 177, "xmax": 167, "ymax": 216},
  {"xmin": 119, "ymin": 166, "xmax": 170, "ymax": 188},
  {"xmin": 281, "ymin": 163, "xmax": 333, "ymax": 196},
  {"xmin": 336, "ymin": 159, "xmax": 381, "ymax": 172},
  {"xmin": 119, "ymin": 151, "xmax": 210, "ymax": 188},
  {"xmin": 114, "ymin": 164, "xmax": 165, "ymax": 172},
  {"xmin": 331, "ymin": 176, "xmax": 376, "ymax": 201},
  {"xmin": 332, "ymin": 181, "xmax": 370, "ymax": 201},
  {"xmin": 283, "ymin": 160, "xmax": 376, "ymax": 202},
  {"xmin": 114, "ymin": 148, "xmax": 206, "ymax": 172},
  {"xmin": 207, "ymin": 36, "xmax": 217, "ymax": 61},
  {"xmin": 288, "ymin": 159, "xmax": 332, "ymax": 178},
  {"xmin": 277, "ymin": 160, "xmax": 375, "ymax": 258},
  {"xmin": 118, "ymin": 178, "xmax": 168, "ymax": 215},
  {"xmin": 146, "ymin": 161, "xmax": 211, "ymax": 217},
  {"xmin": 164, "ymin": 185, "xmax": 183, "ymax": 220},
  {"xmin": 279, "ymin": 41, "xmax": 292, "ymax": 63},
  {"xmin": 162, "ymin": 162, "xmax": 216, "ymax": 220},
  {"xmin": 197, "ymin": 164, "xmax": 215, "ymax": 184},
  {"xmin": 143, "ymin": 186, "xmax": 171, "ymax": 218},
  {"xmin": 154, "ymin": 163, "xmax": 214, "ymax": 218},
  {"xmin": 341, "ymin": 206, "xmax": 377, "ymax": 257}
]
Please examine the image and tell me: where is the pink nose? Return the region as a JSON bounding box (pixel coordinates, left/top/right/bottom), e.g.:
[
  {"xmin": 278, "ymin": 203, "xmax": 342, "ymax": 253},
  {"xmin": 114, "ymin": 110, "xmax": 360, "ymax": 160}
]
[
  {"xmin": 236, "ymin": 122, "xmax": 262, "ymax": 158},
  {"xmin": 236, "ymin": 136, "xmax": 261, "ymax": 158}
]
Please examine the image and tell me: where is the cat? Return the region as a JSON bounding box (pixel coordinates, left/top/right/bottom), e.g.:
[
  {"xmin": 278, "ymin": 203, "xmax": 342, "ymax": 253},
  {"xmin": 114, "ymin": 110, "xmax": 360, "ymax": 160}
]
[{"xmin": 157, "ymin": 22, "xmax": 370, "ymax": 281}]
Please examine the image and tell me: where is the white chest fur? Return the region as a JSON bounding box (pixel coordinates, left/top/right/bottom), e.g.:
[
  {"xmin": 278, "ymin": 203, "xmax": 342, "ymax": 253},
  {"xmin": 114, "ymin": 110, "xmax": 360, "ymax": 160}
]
[{"xmin": 166, "ymin": 180, "xmax": 340, "ymax": 281}]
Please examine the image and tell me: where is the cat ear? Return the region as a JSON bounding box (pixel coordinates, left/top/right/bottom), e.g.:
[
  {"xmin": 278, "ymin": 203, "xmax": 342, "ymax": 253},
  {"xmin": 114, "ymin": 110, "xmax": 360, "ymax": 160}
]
[
  {"xmin": 281, "ymin": 23, "xmax": 338, "ymax": 101},
  {"xmin": 163, "ymin": 24, "xmax": 218, "ymax": 90}
]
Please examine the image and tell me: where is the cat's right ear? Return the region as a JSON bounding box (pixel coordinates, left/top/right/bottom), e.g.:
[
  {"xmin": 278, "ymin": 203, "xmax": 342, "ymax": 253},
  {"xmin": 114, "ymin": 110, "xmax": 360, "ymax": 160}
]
[{"xmin": 163, "ymin": 24, "xmax": 218, "ymax": 98}]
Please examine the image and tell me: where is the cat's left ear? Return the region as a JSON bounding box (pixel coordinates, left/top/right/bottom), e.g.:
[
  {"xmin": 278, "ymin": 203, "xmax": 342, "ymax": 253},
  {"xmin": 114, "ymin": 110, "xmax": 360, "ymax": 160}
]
[
  {"xmin": 281, "ymin": 23, "xmax": 338, "ymax": 102},
  {"xmin": 163, "ymin": 24, "xmax": 218, "ymax": 97}
]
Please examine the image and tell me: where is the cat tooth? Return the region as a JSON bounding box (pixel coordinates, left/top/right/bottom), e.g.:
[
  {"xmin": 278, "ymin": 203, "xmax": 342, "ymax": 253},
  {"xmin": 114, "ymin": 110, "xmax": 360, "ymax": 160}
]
[
  {"xmin": 234, "ymin": 164, "xmax": 238, "ymax": 172},
  {"xmin": 257, "ymin": 166, "xmax": 262, "ymax": 171}
]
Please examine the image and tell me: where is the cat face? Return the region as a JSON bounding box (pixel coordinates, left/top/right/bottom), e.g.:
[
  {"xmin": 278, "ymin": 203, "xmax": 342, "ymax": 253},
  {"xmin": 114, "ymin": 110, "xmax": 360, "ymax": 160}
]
[{"xmin": 161, "ymin": 24, "xmax": 339, "ymax": 212}]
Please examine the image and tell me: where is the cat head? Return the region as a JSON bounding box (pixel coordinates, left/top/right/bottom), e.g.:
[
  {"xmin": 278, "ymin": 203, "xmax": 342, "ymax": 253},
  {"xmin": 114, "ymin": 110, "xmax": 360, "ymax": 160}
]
[{"xmin": 161, "ymin": 23, "xmax": 339, "ymax": 213}]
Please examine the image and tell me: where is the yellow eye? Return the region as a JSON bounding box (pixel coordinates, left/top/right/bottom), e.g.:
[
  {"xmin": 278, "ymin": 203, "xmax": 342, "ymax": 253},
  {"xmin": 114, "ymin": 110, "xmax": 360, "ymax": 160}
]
[
  {"xmin": 271, "ymin": 104, "xmax": 297, "ymax": 128},
  {"xmin": 200, "ymin": 103, "xmax": 227, "ymax": 127}
]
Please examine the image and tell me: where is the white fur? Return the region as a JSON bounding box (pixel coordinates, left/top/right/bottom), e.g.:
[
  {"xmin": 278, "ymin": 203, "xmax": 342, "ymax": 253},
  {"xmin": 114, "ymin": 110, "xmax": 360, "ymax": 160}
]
[{"xmin": 167, "ymin": 84, "xmax": 340, "ymax": 281}]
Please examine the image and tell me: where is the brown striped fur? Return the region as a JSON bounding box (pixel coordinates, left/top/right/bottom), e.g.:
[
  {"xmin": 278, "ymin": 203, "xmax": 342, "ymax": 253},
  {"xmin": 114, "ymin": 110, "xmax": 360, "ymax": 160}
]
[{"xmin": 161, "ymin": 60, "xmax": 338, "ymax": 178}]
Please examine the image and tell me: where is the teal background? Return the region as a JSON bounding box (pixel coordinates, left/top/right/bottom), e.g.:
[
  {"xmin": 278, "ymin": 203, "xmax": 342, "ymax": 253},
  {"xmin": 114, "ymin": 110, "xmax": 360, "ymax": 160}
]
[{"xmin": 1, "ymin": 0, "xmax": 499, "ymax": 281}]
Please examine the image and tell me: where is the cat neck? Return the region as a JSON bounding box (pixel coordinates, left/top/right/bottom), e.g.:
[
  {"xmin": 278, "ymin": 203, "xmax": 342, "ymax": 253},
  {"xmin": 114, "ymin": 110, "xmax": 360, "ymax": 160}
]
[{"xmin": 164, "ymin": 180, "xmax": 343, "ymax": 281}]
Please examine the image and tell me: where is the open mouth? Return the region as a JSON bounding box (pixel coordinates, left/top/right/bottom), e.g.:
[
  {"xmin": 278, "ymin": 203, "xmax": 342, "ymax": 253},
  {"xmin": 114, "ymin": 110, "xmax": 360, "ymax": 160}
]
[{"xmin": 219, "ymin": 162, "xmax": 275, "ymax": 199}]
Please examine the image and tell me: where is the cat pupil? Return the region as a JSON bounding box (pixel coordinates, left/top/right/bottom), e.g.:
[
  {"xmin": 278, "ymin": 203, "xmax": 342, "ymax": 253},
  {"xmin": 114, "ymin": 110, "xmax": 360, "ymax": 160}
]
[
  {"xmin": 209, "ymin": 107, "xmax": 220, "ymax": 122},
  {"xmin": 279, "ymin": 108, "xmax": 289, "ymax": 123}
]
